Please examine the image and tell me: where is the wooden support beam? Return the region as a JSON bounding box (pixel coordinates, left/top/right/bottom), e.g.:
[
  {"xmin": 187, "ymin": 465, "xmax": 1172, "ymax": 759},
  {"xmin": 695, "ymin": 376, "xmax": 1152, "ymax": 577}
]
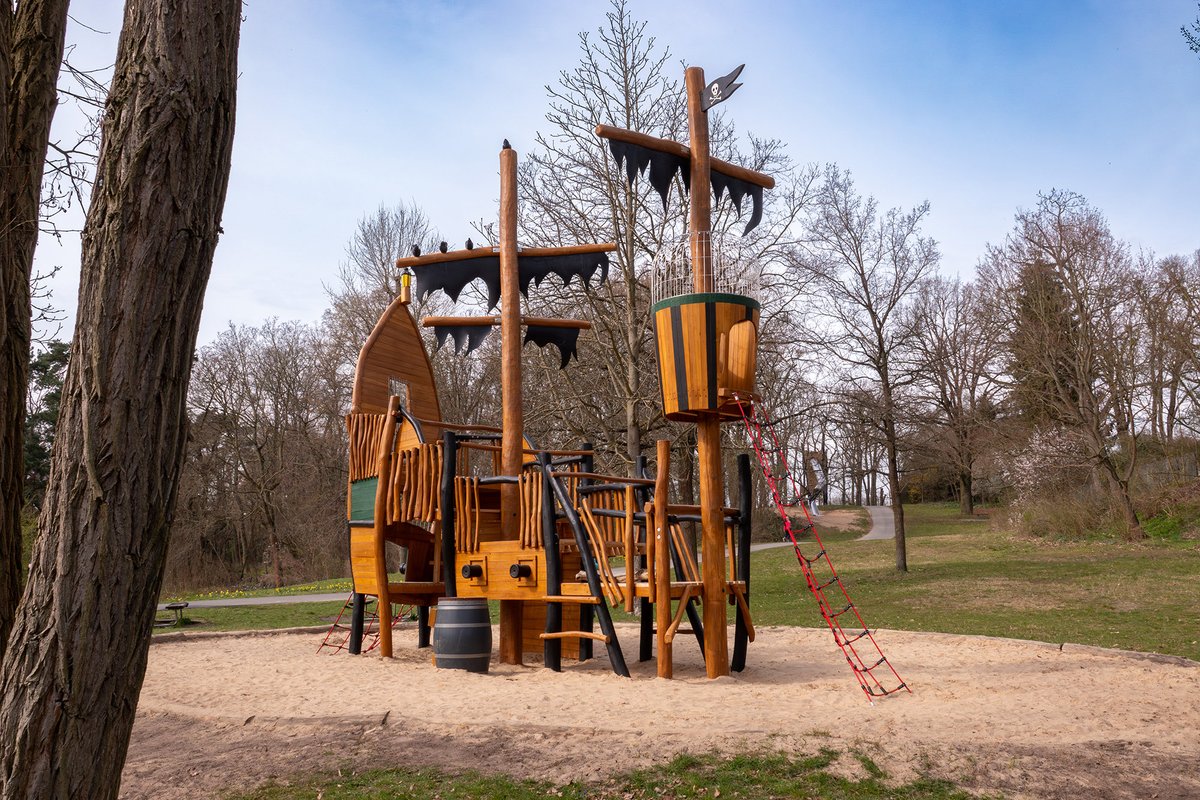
[
  {"xmin": 594, "ymin": 124, "xmax": 775, "ymax": 191},
  {"xmin": 664, "ymin": 586, "xmax": 697, "ymax": 644},
  {"xmin": 729, "ymin": 582, "xmax": 755, "ymax": 642},
  {"xmin": 498, "ymin": 143, "xmax": 525, "ymax": 667},
  {"xmin": 687, "ymin": 65, "xmax": 731, "ymax": 679}
]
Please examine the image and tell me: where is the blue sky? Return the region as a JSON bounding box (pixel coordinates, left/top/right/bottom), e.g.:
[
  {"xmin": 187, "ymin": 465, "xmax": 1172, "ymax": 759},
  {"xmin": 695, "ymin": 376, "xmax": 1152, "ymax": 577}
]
[{"xmin": 38, "ymin": 0, "xmax": 1200, "ymax": 344}]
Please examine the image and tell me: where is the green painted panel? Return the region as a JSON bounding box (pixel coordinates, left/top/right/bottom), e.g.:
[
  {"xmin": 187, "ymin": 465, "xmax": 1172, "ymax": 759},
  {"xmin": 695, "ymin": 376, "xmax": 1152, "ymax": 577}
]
[{"xmin": 349, "ymin": 477, "xmax": 378, "ymax": 522}]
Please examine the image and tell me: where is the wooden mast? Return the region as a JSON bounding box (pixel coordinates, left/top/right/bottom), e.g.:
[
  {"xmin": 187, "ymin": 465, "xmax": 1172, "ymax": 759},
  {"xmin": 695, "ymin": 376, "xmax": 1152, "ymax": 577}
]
[
  {"xmin": 685, "ymin": 65, "xmax": 730, "ymax": 679},
  {"xmin": 498, "ymin": 142, "xmax": 524, "ymax": 665}
]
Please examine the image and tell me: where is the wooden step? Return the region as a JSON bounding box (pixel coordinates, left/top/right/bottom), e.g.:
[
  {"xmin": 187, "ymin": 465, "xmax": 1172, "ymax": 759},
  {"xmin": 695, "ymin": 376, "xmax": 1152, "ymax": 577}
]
[{"xmin": 539, "ymin": 631, "xmax": 610, "ymax": 644}]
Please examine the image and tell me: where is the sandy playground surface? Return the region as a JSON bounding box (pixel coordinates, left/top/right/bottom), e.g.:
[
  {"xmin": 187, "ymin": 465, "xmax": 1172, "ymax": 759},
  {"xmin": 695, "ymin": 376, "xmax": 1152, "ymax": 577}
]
[{"xmin": 121, "ymin": 622, "xmax": 1200, "ymax": 799}]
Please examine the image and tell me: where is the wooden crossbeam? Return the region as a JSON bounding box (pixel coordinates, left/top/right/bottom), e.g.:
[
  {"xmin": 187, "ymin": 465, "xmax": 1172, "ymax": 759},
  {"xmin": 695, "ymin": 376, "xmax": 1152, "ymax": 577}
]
[
  {"xmin": 396, "ymin": 242, "xmax": 616, "ymax": 270},
  {"xmin": 595, "ymin": 124, "xmax": 775, "ymax": 190},
  {"xmin": 421, "ymin": 315, "xmax": 593, "ymax": 330}
]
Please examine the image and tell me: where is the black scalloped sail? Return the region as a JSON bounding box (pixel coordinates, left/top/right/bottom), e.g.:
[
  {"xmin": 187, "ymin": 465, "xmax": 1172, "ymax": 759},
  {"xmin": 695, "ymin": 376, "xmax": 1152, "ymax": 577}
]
[
  {"xmin": 433, "ymin": 324, "xmax": 494, "ymax": 356},
  {"xmin": 523, "ymin": 325, "xmax": 580, "ymax": 369},
  {"xmin": 606, "ymin": 137, "xmax": 764, "ymax": 235},
  {"xmin": 518, "ymin": 252, "xmax": 610, "ymax": 297},
  {"xmin": 711, "ymin": 170, "xmax": 763, "ymax": 236},
  {"xmin": 414, "ymin": 256, "xmax": 501, "ymax": 310}
]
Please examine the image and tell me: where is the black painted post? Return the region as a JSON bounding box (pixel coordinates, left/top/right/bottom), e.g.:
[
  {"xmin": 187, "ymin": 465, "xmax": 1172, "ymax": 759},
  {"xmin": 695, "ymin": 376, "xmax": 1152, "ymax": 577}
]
[
  {"xmin": 635, "ymin": 454, "xmax": 653, "ymax": 661},
  {"xmin": 441, "ymin": 430, "xmax": 459, "ymax": 596},
  {"xmin": 348, "ymin": 592, "xmax": 365, "ymax": 655},
  {"xmin": 732, "ymin": 453, "xmax": 752, "ymax": 671},
  {"xmin": 578, "ymin": 442, "xmax": 595, "ymax": 660},
  {"xmin": 417, "ymin": 605, "xmax": 431, "ymax": 648},
  {"xmin": 539, "ymin": 452, "xmax": 563, "ymax": 671}
]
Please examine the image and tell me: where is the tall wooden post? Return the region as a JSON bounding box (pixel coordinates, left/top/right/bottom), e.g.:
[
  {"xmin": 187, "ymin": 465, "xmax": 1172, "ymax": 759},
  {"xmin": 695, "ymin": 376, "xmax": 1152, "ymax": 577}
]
[
  {"xmin": 498, "ymin": 143, "xmax": 524, "ymax": 664},
  {"xmin": 685, "ymin": 66, "xmax": 730, "ymax": 678},
  {"xmin": 686, "ymin": 67, "xmax": 713, "ymax": 293}
]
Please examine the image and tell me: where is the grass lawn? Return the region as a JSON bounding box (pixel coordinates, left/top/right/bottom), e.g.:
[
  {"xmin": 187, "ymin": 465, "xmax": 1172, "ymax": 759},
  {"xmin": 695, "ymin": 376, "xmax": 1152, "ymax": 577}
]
[
  {"xmin": 152, "ymin": 600, "xmax": 349, "ymax": 635},
  {"xmin": 753, "ymin": 503, "xmax": 1200, "ymax": 662},
  {"xmin": 160, "ymin": 576, "xmax": 352, "ymax": 603},
  {"xmin": 233, "ymin": 750, "xmax": 986, "ymax": 800}
]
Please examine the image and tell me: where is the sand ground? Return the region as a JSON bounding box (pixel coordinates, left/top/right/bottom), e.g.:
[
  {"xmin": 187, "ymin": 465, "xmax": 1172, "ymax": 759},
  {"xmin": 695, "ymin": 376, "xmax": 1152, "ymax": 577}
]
[{"xmin": 122, "ymin": 622, "xmax": 1200, "ymax": 799}]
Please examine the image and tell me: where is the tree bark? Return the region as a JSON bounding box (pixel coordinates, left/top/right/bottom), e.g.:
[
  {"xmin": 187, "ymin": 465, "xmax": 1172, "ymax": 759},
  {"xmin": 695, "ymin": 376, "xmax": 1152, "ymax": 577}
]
[
  {"xmin": 958, "ymin": 469, "xmax": 974, "ymax": 517},
  {"xmin": 0, "ymin": 1, "xmax": 239, "ymax": 796},
  {"xmin": 0, "ymin": 0, "xmax": 71, "ymax": 664},
  {"xmin": 883, "ymin": 417, "xmax": 908, "ymax": 572}
]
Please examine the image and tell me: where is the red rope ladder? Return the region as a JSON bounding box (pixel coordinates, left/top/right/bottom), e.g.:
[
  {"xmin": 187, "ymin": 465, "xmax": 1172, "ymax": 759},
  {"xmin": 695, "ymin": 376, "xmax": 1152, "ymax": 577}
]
[{"xmin": 734, "ymin": 393, "xmax": 909, "ymax": 703}]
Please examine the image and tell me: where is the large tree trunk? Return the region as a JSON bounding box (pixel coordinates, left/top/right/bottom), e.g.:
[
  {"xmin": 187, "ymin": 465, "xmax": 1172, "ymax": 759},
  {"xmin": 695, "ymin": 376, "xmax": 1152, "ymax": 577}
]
[
  {"xmin": 0, "ymin": 1, "xmax": 239, "ymax": 796},
  {"xmin": 1098, "ymin": 458, "xmax": 1145, "ymax": 542},
  {"xmin": 0, "ymin": 0, "xmax": 71, "ymax": 663},
  {"xmin": 882, "ymin": 409, "xmax": 907, "ymax": 573},
  {"xmin": 958, "ymin": 469, "xmax": 974, "ymax": 517}
]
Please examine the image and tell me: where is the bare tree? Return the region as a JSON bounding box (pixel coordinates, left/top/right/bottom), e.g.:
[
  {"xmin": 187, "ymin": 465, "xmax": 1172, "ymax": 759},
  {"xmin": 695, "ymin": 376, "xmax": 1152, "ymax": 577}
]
[
  {"xmin": 1151, "ymin": 252, "xmax": 1200, "ymax": 443},
  {"xmin": 979, "ymin": 190, "xmax": 1146, "ymax": 540},
  {"xmin": 908, "ymin": 277, "xmax": 1002, "ymax": 516},
  {"xmin": 173, "ymin": 320, "xmax": 348, "ymax": 590},
  {"xmin": 793, "ymin": 164, "xmax": 939, "ymax": 571},
  {"xmin": 1184, "ymin": 2, "xmax": 1200, "ymax": 55},
  {"xmin": 0, "ymin": 0, "xmax": 240, "ymax": 795},
  {"xmin": 0, "ymin": 0, "xmax": 72, "ymax": 663},
  {"xmin": 323, "ymin": 200, "xmax": 440, "ymax": 363}
]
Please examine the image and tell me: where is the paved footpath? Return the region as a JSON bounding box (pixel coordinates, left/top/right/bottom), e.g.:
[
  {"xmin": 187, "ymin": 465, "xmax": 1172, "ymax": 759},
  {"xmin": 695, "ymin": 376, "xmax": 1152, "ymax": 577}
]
[{"xmin": 858, "ymin": 505, "xmax": 895, "ymax": 541}]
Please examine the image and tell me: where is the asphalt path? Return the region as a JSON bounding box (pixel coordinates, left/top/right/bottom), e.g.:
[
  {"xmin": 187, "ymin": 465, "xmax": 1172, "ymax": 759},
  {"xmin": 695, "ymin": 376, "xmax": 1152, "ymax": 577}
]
[{"xmin": 858, "ymin": 505, "xmax": 895, "ymax": 541}]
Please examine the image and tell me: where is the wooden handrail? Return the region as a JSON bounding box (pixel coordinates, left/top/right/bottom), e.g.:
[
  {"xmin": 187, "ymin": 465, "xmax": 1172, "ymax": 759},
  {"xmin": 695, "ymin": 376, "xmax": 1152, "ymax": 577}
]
[
  {"xmin": 539, "ymin": 631, "xmax": 611, "ymax": 643},
  {"xmin": 409, "ymin": 416, "xmax": 503, "ymax": 434},
  {"xmin": 550, "ymin": 471, "xmax": 655, "ymax": 486}
]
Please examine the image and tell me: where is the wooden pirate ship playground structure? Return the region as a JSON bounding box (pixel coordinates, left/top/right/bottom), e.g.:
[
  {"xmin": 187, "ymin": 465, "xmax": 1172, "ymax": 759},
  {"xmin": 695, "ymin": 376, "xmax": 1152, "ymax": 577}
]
[{"xmin": 330, "ymin": 65, "xmax": 908, "ymax": 700}]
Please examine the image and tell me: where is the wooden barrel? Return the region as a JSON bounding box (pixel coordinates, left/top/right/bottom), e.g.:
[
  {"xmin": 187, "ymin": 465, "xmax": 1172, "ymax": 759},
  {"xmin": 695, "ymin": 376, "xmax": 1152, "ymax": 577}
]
[
  {"xmin": 433, "ymin": 598, "xmax": 492, "ymax": 673},
  {"xmin": 653, "ymin": 293, "xmax": 759, "ymax": 421}
]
